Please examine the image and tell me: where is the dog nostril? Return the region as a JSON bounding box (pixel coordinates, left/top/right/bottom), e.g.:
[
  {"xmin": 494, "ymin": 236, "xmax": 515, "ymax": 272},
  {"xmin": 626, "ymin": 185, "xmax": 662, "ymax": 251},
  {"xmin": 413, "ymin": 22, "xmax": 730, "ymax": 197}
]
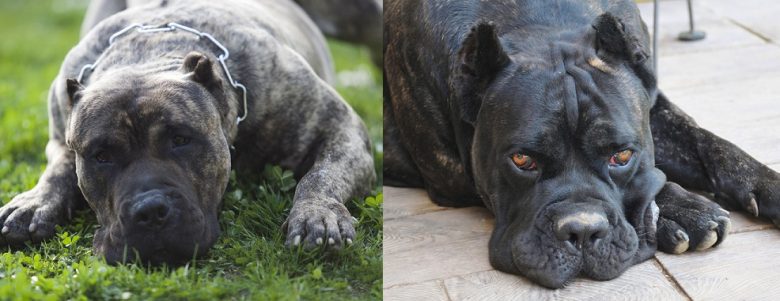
[
  {"xmin": 555, "ymin": 212, "xmax": 609, "ymax": 249},
  {"xmin": 131, "ymin": 198, "xmax": 171, "ymax": 229},
  {"xmin": 568, "ymin": 234, "xmax": 578, "ymax": 247},
  {"xmin": 589, "ymin": 228, "xmax": 608, "ymax": 244}
]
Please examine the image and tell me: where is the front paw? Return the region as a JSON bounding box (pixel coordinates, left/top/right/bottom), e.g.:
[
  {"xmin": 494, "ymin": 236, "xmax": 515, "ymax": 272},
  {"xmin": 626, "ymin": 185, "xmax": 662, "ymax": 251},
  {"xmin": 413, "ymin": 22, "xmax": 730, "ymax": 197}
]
[
  {"xmin": 0, "ymin": 188, "xmax": 69, "ymax": 246},
  {"xmin": 282, "ymin": 200, "xmax": 356, "ymax": 250},
  {"xmin": 712, "ymin": 166, "xmax": 780, "ymax": 228},
  {"xmin": 656, "ymin": 183, "xmax": 731, "ymax": 254}
]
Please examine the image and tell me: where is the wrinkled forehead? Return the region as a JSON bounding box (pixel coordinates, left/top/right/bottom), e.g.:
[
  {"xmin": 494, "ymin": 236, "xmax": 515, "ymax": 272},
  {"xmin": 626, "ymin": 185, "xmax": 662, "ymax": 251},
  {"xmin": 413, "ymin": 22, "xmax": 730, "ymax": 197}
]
[
  {"xmin": 480, "ymin": 59, "xmax": 648, "ymax": 150},
  {"xmin": 67, "ymin": 73, "xmax": 218, "ymax": 149}
]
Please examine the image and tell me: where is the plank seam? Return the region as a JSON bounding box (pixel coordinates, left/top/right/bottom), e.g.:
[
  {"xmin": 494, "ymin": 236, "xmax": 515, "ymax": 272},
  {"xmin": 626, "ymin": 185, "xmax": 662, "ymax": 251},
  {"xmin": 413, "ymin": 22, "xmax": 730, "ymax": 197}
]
[
  {"xmin": 438, "ymin": 280, "xmax": 453, "ymax": 301},
  {"xmin": 652, "ymin": 257, "xmax": 694, "ymax": 301},
  {"xmin": 725, "ymin": 18, "xmax": 773, "ymax": 43}
]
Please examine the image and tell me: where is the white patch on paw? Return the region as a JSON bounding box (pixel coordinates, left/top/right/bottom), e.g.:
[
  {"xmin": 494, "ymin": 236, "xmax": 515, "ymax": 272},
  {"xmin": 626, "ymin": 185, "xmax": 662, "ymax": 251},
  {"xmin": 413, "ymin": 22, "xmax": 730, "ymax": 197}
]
[
  {"xmin": 315, "ymin": 237, "xmax": 323, "ymax": 245},
  {"xmin": 328, "ymin": 238, "xmax": 335, "ymax": 245},
  {"xmin": 293, "ymin": 235, "xmax": 302, "ymax": 246}
]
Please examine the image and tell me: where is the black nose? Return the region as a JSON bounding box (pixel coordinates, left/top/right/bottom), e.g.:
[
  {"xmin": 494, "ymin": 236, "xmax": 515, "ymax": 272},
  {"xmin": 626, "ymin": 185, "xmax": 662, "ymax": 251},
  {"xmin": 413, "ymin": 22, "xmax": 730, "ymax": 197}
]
[
  {"xmin": 130, "ymin": 194, "xmax": 172, "ymax": 230},
  {"xmin": 554, "ymin": 212, "xmax": 609, "ymax": 249}
]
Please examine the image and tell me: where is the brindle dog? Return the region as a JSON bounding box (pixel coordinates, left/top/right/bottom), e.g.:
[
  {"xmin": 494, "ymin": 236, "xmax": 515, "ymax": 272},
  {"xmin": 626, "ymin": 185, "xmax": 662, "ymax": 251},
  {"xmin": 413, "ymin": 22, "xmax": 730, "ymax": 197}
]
[{"xmin": 0, "ymin": 0, "xmax": 375, "ymax": 265}]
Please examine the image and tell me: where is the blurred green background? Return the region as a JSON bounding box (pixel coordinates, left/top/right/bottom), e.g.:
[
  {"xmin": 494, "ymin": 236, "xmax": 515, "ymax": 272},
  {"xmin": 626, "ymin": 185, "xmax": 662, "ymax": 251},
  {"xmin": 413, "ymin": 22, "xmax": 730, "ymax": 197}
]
[{"xmin": 0, "ymin": 0, "xmax": 383, "ymax": 300}]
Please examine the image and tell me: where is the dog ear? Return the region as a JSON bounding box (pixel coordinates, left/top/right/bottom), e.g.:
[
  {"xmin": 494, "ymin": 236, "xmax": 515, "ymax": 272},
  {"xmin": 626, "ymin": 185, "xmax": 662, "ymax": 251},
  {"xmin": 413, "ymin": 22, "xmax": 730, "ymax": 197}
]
[
  {"xmin": 65, "ymin": 78, "xmax": 84, "ymax": 107},
  {"xmin": 181, "ymin": 51, "xmax": 221, "ymax": 90},
  {"xmin": 453, "ymin": 21, "xmax": 510, "ymax": 125},
  {"xmin": 592, "ymin": 13, "xmax": 647, "ymax": 65},
  {"xmin": 593, "ymin": 13, "xmax": 657, "ymax": 101}
]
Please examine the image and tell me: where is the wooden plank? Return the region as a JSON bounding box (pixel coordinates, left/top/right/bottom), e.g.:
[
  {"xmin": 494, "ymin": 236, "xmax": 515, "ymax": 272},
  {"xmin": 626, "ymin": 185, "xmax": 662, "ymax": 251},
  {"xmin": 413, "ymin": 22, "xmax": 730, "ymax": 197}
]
[
  {"xmin": 702, "ymin": 0, "xmax": 780, "ymax": 43},
  {"xmin": 384, "ymin": 204, "xmax": 493, "ymax": 256},
  {"xmin": 728, "ymin": 211, "xmax": 774, "ymax": 233},
  {"xmin": 637, "ymin": 1, "xmax": 765, "ymax": 56},
  {"xmin": 665, "ymin": 75, "xmax": 780, "ymax": 122},
  {"xmin": 383, "ymin": 207, "xmax": 494, "ymax": 288},
  {"xmin": 660, "ymin": 75, "xmax": 780, "ymax": 165},
  {"xmin": 384, "ymin": 186, "xmax": 447, "ymax": 220},
  {"xmin": 656, "ymin": 230, "xmax": 780, "ymax": 300},
  {"xmin": 384, "ymin": 280, "xmax": 449, "ymax": 301},
  {"xmin": 441, "ymin": 260, "xmax": 686, "ymax": 301},
  {"xmin": 658, "ymin": 45, "xmax": 780, "ymax": 90}
]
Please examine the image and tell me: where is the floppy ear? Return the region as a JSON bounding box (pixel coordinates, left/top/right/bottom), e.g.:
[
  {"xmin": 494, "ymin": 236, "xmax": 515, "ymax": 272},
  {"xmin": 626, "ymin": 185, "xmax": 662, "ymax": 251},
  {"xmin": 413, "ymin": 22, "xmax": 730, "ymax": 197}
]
[
  {"xmin": 181, "ymin": 51, "xmax": 222, "ymax": 91},
  {"xmin": 592, "ymin": 13, "xmax": 647, "ymax": 65},
  {"xmin": 452, "ymin": 21, "xmax": 510, "ymax": 125},
  {"xmin": 65, "ymin": 78, "xmax": 84, "ymax": 107}
]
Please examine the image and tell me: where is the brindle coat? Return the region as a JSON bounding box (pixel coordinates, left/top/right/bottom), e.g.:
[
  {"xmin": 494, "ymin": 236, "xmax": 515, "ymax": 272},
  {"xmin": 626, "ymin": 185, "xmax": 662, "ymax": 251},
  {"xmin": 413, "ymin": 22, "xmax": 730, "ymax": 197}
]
[{"xmin": 0, "ymin": 0, "xmax": 375, "ymax": 264}]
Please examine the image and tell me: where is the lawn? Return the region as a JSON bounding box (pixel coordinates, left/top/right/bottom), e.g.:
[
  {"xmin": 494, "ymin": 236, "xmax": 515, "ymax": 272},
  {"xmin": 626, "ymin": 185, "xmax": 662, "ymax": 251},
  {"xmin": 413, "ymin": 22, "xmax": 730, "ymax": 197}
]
[{"xmin": 0, "ymin": 0, "xmax": 383, "ymax": 300}]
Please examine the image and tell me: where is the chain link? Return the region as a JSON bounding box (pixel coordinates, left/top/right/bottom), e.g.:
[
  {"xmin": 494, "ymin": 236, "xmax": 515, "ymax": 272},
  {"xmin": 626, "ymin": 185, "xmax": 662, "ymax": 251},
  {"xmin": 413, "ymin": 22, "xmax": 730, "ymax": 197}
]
[{"xmin": 77, "ymin": 22, "xmax": 249, "ymax": 124}]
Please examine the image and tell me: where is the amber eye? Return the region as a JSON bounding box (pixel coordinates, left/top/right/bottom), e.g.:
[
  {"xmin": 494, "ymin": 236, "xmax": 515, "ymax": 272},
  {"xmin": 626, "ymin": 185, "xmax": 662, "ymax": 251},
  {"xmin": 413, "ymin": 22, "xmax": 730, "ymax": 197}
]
[
  {"xmin": 609, "ymin": 149, "xmax": 634, "ymax": 166},
  {"xmin": 94, "ymin": 151, "xmax": 110, "ymax": 163},
  {"xmin": 173, "ymin": 135, "xmax": 191, "ymax": 147},
  {"xmin": 511, "ymin": 153, "xmax": 537, "ymax": 170}
]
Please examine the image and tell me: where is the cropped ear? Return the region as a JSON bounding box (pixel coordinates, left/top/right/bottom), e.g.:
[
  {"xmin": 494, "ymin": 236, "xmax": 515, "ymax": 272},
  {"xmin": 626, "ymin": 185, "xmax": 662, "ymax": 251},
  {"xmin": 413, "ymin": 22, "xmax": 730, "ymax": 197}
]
[
  {"xmin": 592, "ymin": 13, "xmax": 657, "ymax": 101},
  {"xmin": 181, "ymin": 51, "xmax": 221, "ymax": 91},
  {"xmin": 592, "ymin": 13, "xmax": 647, "ymax": 65},
  {"xmin": 452, "ymin": 21, "xmax": 510, "ymax": 125},
  {"xmin": 65, "ymin": 78, "xmax": 84, "ymax": 107}
]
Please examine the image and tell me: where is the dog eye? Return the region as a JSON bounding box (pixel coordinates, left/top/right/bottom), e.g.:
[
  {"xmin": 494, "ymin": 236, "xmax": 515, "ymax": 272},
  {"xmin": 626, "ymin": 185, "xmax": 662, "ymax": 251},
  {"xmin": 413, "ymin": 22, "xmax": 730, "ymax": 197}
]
[
  {"xmin": 609, "ymin": 149, "xmax": 633, "ymax": 166},
  {"xmin": 511, "ymin": 153, "xmax": 537, "ymax": 170},
  {"xmin": 172, "ymin": 135, "xmax": 191, "ymax": 147},
  {"xmin": 94, "ymin": 151, "xmax": 111, "ymax": 163}
]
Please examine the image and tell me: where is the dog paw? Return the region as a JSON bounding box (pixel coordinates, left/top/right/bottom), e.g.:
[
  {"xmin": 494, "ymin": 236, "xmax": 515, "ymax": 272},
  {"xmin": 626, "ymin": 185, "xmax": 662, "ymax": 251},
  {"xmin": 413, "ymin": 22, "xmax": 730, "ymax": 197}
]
[
  {"xmin": 283, "ymin": 200, "xmax": 356, "ymax": 249},
  {"xmin": 0, "ymin": 188, "xmax": 68, "ymax": 246},
  {"xmin": 655, "ymin": 182, "xmax": 731, "ymax": 254},
  {"xmin": 712, "ymin": 167, "xmax": 780, "ymax": 229}
]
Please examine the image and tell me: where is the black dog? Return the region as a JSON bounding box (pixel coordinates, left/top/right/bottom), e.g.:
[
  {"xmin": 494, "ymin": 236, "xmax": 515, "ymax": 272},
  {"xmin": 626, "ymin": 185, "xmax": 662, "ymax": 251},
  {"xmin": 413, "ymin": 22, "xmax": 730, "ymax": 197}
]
[{"xmin": 384, "ymin": 0, "xmax": 780, "ymax": 288}]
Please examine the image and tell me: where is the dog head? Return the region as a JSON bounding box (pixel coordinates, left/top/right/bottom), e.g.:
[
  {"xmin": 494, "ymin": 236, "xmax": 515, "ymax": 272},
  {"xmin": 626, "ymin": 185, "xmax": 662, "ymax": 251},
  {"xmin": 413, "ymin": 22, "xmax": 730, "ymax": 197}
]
[
  {"xmin": 450, "ymin": 14, "xmax": 666, "ymax": 288},
  {"xmin": 64, "ymin": 52, "xmax": 235, "ymax": 265}
]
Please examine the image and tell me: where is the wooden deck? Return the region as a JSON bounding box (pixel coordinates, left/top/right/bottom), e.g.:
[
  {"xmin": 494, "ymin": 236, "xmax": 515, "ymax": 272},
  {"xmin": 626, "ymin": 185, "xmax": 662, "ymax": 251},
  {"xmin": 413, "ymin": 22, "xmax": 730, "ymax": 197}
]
[{"xmin": 383, "ymin": 0, "xmax": 780, "ymax": 299}]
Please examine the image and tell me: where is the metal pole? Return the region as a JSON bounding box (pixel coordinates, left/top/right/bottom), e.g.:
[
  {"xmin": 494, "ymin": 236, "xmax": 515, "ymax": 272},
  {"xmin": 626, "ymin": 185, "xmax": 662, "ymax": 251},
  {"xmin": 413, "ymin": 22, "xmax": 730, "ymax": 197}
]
[
  {"xmin": 678, "ymin": 0, "xmax": 706, "ymax": 41},
  {"xmin": 653, "ymin": 0, "xmax": 659, "ymax": 77}
]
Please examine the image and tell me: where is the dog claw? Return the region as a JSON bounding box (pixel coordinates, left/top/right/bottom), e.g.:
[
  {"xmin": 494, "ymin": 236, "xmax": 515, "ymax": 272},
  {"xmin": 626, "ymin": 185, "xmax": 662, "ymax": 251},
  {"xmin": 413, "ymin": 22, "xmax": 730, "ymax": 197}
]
[
  {"xmin": 328, "ymin": 238, "xmax": 335, "ymax": 245},
  {"xmin": 672, "ymin": 230, "xmax": 690, "ymax": 254},
  {"xmin": 718, "ymin": 208, "xmax": 730, "ymax": 215},
  {"xmin": 1, "ymin": 226, "xmax": 8, "ymax": 235},
  {"xmin": 707, "ymin": 220, "xmax": 718, "ymax": 230},
  {"xmin": 696, "ymin": 230, "xmax": 718, "ymax": 250},
  {"xmin": 715, "ymin": 216, "xmax": 732, "ymax": 234},
  {"xmin": 747, "ymin": 197, "xmax": 759, "ymax": 217},
  {"xmin": 346, "ymin": 238, "xmax": 353, "ymax": 245},
  {"xmin": 292, "ymin": 235, "xmax": 301, "ymax": 246},
  {"xmin": 315, "ymin": 237, "xmax": 323, "ymax": 245}
]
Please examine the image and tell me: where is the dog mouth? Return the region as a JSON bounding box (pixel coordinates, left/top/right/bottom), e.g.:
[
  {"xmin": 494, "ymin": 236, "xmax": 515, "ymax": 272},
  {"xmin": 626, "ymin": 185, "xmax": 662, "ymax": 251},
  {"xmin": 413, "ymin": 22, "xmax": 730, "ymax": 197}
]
[
  {"xmin": 99, "ymin": 230, "xmax": 213, "ymax": 266},
  {"xmin": 501, "ymin": 200, "xmax": 653, "ymax": 288},
  {"xmin": 96, "ymin": 209, "xmax": 218, "ymax": 266}
]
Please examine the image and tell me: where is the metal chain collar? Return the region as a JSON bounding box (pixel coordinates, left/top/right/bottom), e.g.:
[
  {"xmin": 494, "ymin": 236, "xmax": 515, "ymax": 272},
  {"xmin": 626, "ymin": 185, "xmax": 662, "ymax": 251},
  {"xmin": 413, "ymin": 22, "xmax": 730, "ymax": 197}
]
[{"xmin": 77, "ymin": 22, "xmax": 249, "ymax": 125}]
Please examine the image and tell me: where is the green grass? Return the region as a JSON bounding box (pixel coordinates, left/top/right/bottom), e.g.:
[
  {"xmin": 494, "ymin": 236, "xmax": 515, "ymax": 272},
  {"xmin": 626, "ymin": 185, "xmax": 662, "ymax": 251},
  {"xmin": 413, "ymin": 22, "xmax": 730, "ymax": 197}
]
[{"xmin": 0, "ymin": 1, "xmax": 383, "ymax": 300}]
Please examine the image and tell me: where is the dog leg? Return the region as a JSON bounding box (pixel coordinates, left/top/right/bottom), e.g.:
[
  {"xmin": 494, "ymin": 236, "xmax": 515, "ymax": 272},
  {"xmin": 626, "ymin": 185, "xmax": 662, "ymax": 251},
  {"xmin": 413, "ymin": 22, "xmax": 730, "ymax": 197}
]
[
  {"xmin": 0, "ymin": 140, "xmax": 83, "ymax": 246},
  {"xmin": 282, "ymin": 110, "xmax": 375, "ymax": 249},
  {"xmin": 651, "ymin": 92, "xmax": 780, "ymax": 228}
]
